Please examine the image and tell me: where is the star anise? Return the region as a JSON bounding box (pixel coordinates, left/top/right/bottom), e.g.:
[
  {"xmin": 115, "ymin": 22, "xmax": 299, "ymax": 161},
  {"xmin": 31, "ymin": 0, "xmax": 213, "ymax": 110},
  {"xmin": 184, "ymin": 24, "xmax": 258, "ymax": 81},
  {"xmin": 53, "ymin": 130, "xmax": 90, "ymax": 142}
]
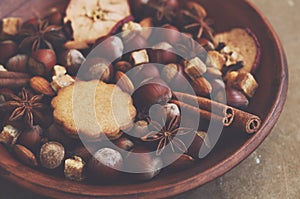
[
  {"xmin": 180, "ymin": 10, "xmax": 214, "ymax": 40},
  {"xmin": 18, "ymin": 19, "xmax": 66, "ymax": 52},
  {"xmin": 0, "ymin": 88, "xmax": 46, "ymax": 127},
  {"xmin": 141, "ymin": 115, "xmax": 194, "ymax": 156},
  {"xmin": 147, "ymin": 0, "xmax": 177, "ymax": 22}
]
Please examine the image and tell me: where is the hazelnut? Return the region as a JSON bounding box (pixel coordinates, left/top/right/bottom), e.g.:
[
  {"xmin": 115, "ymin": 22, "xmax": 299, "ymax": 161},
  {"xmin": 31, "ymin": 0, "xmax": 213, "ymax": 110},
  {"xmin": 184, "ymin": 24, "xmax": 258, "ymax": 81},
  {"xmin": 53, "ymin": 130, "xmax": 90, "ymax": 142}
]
[
  {"xmin": 13, "ymin": 144, "xmax": 38, "ymax": 167},
  {"xmin": 161, "ymin": 63, "xmax": 188, "ymax": 91},
  {"xmin": 28, "ymin": 49, "xmax": 56, "ymax": 76},
  {"xmin": 153, "ymin": 24, "xmax": 181, "ymax": 44},
  {"xmin": 6, "ymin": 54, "xmax": 29, "ymax": 73},
  {"xmin": 133, "ymin": 78, "xmax": 172, "ymax": 112},
  {"xmin": 226, "ymin": 88, "xmax": 249, "ymax": 109},
  {"xmin": 87, "ymin": 148, "xmax": 123, "ymax": 183},
  {"xmin": 60, "ymin": 49, "xmax": 85, "ymax": 75},
  {"xmin": 148, "ymin": 42, "xmax": 178, "ymax": 64},
  {"xmin": 131, "ymin": 64, "xmax": 160, "ymax": 87},
  {"xmin": 80, "ymin": 58, "xmax": 114, "ymax": 82},
  {"xmin": 0, "ymin": 40, "xmax": 17, "ymax": 64},
  {"xmin": 18, "ymin": 125, "xmax": 43, "ymax": 152},
  {"xmin": 64, "ymin": 156, "xmax": 86, "ymax": 181},
  {"xmin": 114, "ymin": 61, "xmax": 132, "ymax": 73},
  {"xmin": 113, "ymin": 137, "xmax": 135, "ymax": 152},
  {"xmin": 93, "ymin": 36, "xmax": 124, "ymax": 61},
  {"xmin": 39, "ymin": 141, "xmax": 65, "ymax": 169},
  {"xmin": 115, "ymin": 71, "xmax": 134, "ymax": 94}
]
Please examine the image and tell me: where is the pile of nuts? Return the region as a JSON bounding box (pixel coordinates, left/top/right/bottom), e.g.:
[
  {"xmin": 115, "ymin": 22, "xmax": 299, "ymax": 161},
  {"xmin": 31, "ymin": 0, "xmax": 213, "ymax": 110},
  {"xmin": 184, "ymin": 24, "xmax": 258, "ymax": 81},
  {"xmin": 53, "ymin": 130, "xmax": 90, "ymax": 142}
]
[{"xmin": 0, "ymin": 0, "xmax": 260, "ymax": 184}]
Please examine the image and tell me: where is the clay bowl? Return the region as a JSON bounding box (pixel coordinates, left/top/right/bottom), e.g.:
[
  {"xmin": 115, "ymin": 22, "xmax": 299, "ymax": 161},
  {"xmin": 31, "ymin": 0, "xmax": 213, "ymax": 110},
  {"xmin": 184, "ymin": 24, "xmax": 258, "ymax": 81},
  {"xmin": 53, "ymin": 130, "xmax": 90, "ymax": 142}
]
[{"xmin": 0, "ymin": 0, "xmax": 288, "ymax": 198}]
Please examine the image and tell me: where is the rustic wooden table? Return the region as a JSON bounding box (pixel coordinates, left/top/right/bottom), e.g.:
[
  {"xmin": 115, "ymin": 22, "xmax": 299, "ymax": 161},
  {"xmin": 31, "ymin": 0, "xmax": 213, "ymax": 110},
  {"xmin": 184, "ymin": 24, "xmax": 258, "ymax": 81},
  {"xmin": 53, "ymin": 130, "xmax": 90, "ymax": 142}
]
[{"xmin": 0, "ymin": 0, "xmax": 298, "ymax": 198}]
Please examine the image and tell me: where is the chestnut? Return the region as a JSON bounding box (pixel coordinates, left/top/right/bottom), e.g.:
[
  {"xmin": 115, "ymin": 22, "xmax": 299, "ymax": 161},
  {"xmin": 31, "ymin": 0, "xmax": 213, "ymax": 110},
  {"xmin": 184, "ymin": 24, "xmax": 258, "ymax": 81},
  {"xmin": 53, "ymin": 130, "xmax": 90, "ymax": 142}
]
[
  {"xmin": 18, "ymin": 125, "xmax": 43, "ymax": 152},
  {"xmin": 60, "ymin": 49, "xmax": 85, "ymax": 76},
  {"xmin": 6, "ymin": 54, "xmax": 29, "ymax": 73},
  {"xmin": 114, "ymin": 61, "xmax": 132, "ymax": 73},
  {"xmin": 122, "ymin": 32, "xmax": 148, "ymax": 52},
  {"xmin": 124, "ymin": 147, "xmax": 162, "ymax": 181},
  {"xmin": 93, "ymin": 36, "xmax": 124, "ymax": 62},
  {"xmin": 80, "ymin": 57, "xmax": 114, "ymax": 82},
  {"xmin": 28, "ymin": 49, "xmax": 56, "ymax": 76},
  {"xmin": 87, "ymin": 148, "xmax": 123, "ymax": 183},
  {"xmin": 148, "ymin": 42, "xmax": 178, "ymax": 64},
  {"xmin": 152, "ymin": 24, "xmax": 181, "ymax": 44},
  {"xmin": 161, "ymin": 63, "xmax": 189, "ymax": 91},
  {"xmin": 131, "ymin": 63, "xmax": 160, "ymax": 86},
  {"xmin": 132, "ymin": 78, "xmax": 172, "ymax": 112},
  {"xmin": 0, "ymin": 40, "xmax": 17, "ymax": 64}
]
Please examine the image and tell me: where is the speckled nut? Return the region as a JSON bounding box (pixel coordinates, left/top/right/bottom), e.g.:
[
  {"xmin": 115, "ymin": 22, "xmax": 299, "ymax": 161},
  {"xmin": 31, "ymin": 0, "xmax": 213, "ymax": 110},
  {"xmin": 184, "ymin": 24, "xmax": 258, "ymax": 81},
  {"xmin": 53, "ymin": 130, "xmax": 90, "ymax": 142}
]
[
  {"xmin": 0, "ymin": 125, "xmax": 20, "ymax": 145},
  {"xmin": 39, "ymin": 141, "xmax": 65, "ymax": 169},
  {"xmin": 64, "ymin": 156, "xmax": 86, "ymax": 181}
]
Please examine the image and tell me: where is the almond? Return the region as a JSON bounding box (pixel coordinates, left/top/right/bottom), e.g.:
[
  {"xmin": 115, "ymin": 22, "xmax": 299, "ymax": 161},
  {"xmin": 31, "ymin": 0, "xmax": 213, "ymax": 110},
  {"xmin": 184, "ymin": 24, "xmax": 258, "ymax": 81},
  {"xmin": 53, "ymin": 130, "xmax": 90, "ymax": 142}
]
[
  {"xmin": 13, "ymin": 144, "xmax": 38, "ymax": 167},
  {"xmin": 192, "ymin": 77, "xmax": 212, "ymax": 97},
  {"xmin": 115, "ymin": 71, "xmax": 134, "ymax": 94},
  {"xmin": 30, "ymin": 76, "xmax": 55, "ymax": 96}
]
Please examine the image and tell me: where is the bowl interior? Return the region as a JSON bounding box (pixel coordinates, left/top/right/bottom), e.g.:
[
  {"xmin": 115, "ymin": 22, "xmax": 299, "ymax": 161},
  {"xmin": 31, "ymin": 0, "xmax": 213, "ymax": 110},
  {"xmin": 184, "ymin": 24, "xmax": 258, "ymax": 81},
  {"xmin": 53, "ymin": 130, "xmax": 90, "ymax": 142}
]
[{"xmin": 0, "ymin": 0, "xmax": 287, "ymax": 198}]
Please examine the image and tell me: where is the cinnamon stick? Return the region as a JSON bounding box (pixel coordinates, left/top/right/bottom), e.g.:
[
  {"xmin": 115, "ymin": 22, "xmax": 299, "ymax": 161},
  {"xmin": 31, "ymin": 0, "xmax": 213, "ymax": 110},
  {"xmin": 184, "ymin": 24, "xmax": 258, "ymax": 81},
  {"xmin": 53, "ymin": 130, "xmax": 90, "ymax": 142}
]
[
  {"xmin": 171, "ymin": 100, "xmax": 233, "ymax": 127},
  {"xmin": 0, "ymin": 71, "xmax": 30, "ymax": 79},
  {"xmin": 173, "ymin": 91, "xmax": 234, "ymax": 120},
  {"xmin": 172, "ymin": 92, "xmax": 261, "ymax": 134},
  {"xmin": 0, "ymin": 78, "xmax": 29, "ymax": 89}
]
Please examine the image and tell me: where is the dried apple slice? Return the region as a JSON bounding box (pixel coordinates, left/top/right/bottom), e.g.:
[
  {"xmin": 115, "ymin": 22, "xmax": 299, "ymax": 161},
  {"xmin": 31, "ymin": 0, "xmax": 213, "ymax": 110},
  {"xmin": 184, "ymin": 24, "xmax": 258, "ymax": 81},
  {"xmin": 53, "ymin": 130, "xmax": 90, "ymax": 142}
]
[
  {"xmin": 64, "ymin": 0, "xmax": 131, "ymax": 48},
  {"xmin": 214, "ymin": 28, "xmax": 261, "ymax": 73}
]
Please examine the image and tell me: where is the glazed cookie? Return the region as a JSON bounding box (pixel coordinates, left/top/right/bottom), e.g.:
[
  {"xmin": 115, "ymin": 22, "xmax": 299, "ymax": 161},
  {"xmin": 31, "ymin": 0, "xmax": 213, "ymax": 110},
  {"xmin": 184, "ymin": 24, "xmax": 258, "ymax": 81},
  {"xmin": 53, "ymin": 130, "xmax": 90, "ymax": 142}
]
[{"xmin": 51, "ymin": 80, "xmax": 136, "ymax": 141}]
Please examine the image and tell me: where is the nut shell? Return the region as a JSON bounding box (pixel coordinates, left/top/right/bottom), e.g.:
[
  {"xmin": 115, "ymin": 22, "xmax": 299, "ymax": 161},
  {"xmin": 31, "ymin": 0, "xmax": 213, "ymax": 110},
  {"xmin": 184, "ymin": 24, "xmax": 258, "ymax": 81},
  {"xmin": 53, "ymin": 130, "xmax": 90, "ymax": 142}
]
[{"xmin": 39, "ymin": 141, "xmax": 65, "ymax": 169}]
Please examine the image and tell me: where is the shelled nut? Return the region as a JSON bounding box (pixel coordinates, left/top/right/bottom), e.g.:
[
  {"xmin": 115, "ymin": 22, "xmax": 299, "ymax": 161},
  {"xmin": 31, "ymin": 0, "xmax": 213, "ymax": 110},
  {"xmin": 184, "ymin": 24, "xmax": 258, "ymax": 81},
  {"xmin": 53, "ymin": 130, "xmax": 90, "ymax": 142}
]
[
  {"xmin": 64, "ymin": 156, "xmax": 86, "ymax": 181},
  {"xmin": 0, "ymin": 125, "xmax": 20, "ymax": 146}
]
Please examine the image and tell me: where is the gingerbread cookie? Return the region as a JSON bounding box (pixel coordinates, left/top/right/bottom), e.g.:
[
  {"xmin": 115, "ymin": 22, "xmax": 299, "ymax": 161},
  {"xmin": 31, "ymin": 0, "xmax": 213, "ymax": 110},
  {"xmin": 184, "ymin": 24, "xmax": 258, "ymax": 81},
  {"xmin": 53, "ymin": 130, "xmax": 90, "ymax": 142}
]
[{"xmin": 51, "ymin": 80, "xmax": 136, "ymax": 140}]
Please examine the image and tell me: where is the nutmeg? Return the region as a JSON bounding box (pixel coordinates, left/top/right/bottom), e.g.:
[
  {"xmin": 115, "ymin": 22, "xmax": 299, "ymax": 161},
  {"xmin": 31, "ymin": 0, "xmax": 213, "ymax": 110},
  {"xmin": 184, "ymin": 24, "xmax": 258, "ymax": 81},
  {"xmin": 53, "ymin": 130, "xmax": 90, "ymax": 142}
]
[
  {"xmin": 39, "ymin": 141, "xmax": 65, "ymax": 169},
  {"xmin": 226, "ymin": 88, "xmax": 249, "ymax": 109},
  {"xmin": 28, "ymin": 49, "xmax": 56, "ymax": 76},
  {"xmin": 6, "ymin": 54, "xmax": 29, "ymax": 73},
  {"xmin": 87, "ymin": 148, "xmax": 123, "ymax": 183},
  {"xmin": 0, "ymin": 40, "xmax": 17, "ymax": 64},
  {"xmin": 133, "ymin": 78, "xmax": 172, "ymax": 112}
]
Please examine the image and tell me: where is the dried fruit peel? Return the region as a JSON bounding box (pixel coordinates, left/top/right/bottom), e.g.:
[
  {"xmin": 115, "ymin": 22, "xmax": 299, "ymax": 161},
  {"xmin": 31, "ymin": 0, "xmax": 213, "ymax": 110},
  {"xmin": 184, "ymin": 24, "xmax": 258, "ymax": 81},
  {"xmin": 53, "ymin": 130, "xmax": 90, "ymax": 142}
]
[{"xmin": 214, "ymin": 28, "xmax": 261, "ymax": 73}]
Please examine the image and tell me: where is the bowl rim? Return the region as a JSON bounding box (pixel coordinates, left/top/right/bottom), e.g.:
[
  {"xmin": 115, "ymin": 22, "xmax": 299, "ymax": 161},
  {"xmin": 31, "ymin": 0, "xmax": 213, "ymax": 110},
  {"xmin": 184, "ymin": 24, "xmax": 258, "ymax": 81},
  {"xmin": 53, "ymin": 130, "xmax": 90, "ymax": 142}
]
[{"xmin": 0, "ymin": 0, "xmax": 288, "ymax": 198}]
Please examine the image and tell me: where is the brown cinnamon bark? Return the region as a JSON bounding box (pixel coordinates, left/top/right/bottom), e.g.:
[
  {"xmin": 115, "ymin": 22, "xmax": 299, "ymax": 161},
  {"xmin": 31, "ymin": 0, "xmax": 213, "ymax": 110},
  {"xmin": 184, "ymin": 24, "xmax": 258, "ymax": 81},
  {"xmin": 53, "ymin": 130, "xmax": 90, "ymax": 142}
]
[
  {"xmin": 173, "ymin": 91, "xmax": 234, "ymax": 120},
  {"xmin": 172, "ymin": 92, "xmax": 261, "ymax": 133},
  {"xmin": 0, "ymin": 71, "xmax": 30, "ymax": 79},
  {"xmin": 171, "ymin": 100, "xmax": 233, "ymax": 127},
  {"xmin": 0, "ymin": 78, "xmax": 29, "ymax": 89}
]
